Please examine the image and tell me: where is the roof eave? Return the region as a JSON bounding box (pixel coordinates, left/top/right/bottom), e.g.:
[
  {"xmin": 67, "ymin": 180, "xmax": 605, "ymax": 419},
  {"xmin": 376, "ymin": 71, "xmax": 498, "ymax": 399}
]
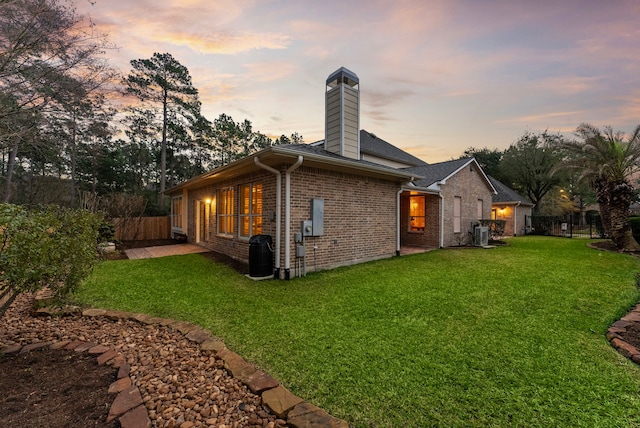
[
  {"xmin": 271, "ymin": 146, "xmax": 421, "ymax": 181},
  {"xmin": 166, "ymin": 145, "xmax": 423, "ymax": 193}
]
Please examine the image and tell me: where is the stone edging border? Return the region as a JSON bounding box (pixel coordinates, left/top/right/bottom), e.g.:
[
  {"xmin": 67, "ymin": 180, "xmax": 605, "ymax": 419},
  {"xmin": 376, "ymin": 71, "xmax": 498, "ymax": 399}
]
[
  {"xmin": 607, "ymin": 303, "xmax": 640, "ymax": 364},
  {"xmin": 1, "ymin": 290, "xmax": 349, "ymax": 428}
]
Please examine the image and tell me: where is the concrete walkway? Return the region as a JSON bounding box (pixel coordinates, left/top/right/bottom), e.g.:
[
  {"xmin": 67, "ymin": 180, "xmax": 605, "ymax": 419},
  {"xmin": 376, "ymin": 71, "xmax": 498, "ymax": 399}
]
[{"xmin": 125, "ymin": 244, "xmax": 209, "ymax": 260}]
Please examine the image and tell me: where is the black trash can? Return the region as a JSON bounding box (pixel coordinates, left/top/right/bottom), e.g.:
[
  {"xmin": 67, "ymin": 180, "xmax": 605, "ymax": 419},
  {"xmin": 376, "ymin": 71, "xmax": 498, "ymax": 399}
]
[{"xmin": 248, "ymin": 234, "xmax": 273, "ymax": 277}]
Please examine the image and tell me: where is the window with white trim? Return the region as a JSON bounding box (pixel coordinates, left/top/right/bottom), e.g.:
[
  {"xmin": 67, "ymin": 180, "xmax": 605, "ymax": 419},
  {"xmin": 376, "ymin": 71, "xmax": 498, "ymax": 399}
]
[
  {"xmin": 217, "ymin": 187, "xmax": 235, "ymax": 236},
  {"xmin": 171, "ymin": 196, "xmax": 183, "ymax": 231},
  {"xmin": 453, "ymin": 196, "xmax": 461, "ymax": 233},
  {"xmin": 239, "ymin": 183, "xmax": 263, "ymax": 238}
]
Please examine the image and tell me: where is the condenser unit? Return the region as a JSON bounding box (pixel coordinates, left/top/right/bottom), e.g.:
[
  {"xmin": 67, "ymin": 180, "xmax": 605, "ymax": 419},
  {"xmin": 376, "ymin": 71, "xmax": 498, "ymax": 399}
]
[{"xmin": 475, "ymin": 226, "xmax": 489, "ymax": 247}]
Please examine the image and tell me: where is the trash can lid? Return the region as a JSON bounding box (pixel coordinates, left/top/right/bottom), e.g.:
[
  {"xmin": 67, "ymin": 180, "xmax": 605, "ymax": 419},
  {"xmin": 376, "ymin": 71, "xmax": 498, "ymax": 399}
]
[{"xmin": 249, "ymin": 234, "xmax": 272, "ymax": 245}]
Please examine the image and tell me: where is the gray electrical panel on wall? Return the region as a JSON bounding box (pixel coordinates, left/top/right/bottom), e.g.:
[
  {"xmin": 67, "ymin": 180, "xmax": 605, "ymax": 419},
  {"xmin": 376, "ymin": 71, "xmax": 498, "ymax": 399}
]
[{"xmin": 311, "ymin": 199, "xmax": 324, "ymax": 236}]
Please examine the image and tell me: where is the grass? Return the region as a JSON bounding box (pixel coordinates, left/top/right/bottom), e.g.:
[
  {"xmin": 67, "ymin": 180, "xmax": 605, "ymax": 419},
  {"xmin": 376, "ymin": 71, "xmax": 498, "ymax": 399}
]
[{"xmin": 75, "ymin": 236, "xmax": 640, "ymax": 427}]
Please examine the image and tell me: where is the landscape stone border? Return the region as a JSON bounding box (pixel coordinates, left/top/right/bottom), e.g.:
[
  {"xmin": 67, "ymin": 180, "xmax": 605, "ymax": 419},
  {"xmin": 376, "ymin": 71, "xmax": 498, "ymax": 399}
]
[
  {"xmin": 6, "ymin": 290, "xmax": 349, "ymax": 428},
  {"xmin": 607, "ymin": 302, "xmax": 640, "ymax": 364}
]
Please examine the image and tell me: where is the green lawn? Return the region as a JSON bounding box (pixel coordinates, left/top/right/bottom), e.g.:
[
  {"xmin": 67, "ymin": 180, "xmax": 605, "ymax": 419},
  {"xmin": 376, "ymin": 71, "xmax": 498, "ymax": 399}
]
[{"xmin": 75, "ymin": 237, "xmax": 640, "ymax": 427}]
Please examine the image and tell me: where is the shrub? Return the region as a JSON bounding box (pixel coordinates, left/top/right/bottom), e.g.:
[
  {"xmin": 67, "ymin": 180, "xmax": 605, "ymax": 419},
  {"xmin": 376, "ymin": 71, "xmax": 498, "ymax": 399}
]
[
  {"xmin": 479, "ymin": 219, "xmax": 507, "ymax": 240},
  {"xmin": 0, "ymin": 204, "xmax": 103, "ymax": 300},
  {"xmin": 630, "ymin": 216, "xmax": 640, "ymax": 244}
]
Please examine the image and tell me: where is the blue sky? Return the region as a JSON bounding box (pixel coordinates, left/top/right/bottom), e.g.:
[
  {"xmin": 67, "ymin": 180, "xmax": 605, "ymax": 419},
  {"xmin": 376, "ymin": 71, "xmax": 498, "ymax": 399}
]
[{"xmin": 77, "ymin": 0, "xmax": 640, "ymax": 163}]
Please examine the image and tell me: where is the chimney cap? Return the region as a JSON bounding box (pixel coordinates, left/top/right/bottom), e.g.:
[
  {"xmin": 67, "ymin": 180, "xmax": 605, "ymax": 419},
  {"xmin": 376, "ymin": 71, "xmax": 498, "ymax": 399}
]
[{"xmin": 326, "ymin": 67, "xmax": 359, "ymax": 88}]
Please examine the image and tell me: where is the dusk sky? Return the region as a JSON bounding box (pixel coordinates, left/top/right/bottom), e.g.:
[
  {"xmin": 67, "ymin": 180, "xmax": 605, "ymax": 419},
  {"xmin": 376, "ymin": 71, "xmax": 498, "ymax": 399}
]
[{"xmin": 77, "ymin": 0, "xmax": 640, "ymax": 163}]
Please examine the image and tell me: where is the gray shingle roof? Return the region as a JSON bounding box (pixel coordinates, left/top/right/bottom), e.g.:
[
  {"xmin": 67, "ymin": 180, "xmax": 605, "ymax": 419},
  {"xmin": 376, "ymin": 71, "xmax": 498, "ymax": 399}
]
[
  {"xmin": 277, "ymin": 143, "xmax": 418, "ymax": 178},
  {"xmin": 404, "ymin": 158, "xmax": 473, "ymax": 188},
  {"xmin": 488, "ymin": 176, "xmax": 533, "ymax": 205},
  {"xmin": 359, "ymin": 130, "xmax": 428, "ymax": 167}
]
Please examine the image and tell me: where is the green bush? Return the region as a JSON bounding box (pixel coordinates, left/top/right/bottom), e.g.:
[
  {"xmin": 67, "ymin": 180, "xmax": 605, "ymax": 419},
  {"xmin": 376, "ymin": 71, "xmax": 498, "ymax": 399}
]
[
  {"xmin": 479, "ymin": 219, "xmax": 507, "ymax": 240},
  {"xmin": 630, "ymin": 216, "xmax": 640, "ymax": 243},
  {"xmin": 0, "ymin": 204, "xmax": 103, "ymax": 300}
]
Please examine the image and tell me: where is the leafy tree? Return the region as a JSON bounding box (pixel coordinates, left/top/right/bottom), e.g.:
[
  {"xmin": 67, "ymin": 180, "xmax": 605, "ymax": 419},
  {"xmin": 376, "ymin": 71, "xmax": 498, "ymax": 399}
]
[
  {"xmin": 212, "ymin": 114, "xmax": 303, "ymax": 166},
  {"xmin": 124, "ymin": 52, "xmax": 201, "ymax": 205},
  {"xmin": 120, "ymin": 107, "xmax": 160, "ymax": 193},
  {"xmin": 274, "ymin": 132, "xmax": 304, "ymax": 145},
  {"xmin": 0, "ymin": 0, "xmax": 112, "ymax": 202},
  {"xmin": 557, "ymin": 123, "xmax": 640, "ymax": 251},
  {"xmin": 501, "ymin": 131, "xmax": 565, "ymax": 212},
  {"xmin": 459, "ymin": 147, "xmax": 505, "ymax": 181}
]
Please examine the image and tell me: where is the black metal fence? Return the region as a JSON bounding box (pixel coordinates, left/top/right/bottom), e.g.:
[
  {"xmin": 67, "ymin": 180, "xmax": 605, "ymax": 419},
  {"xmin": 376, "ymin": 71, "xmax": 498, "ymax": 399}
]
[{"xmin": 527, "ymin": 213, "xmax": 604, "ymax": 239}]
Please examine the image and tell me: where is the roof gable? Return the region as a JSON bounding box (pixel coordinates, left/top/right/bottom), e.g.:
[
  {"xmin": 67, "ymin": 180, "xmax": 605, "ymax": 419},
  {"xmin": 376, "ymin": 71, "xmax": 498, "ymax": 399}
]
[{"xmin": 406, "ymin": 158, "xmax": 496, "ymax": 193}]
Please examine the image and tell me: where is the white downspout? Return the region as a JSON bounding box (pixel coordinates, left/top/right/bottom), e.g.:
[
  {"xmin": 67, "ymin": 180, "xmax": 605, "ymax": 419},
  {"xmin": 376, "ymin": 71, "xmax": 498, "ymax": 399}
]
[
  {"xmin": 397, "ymin": 188, "xmax": 403, "ymax": 256},
  {"xmin": 285, "ymin": 156, "xmax": 303, "ymax": 280},
  {"xmin": 513, "ymin": 201, "xmax": 521, "ymax": 236},
  {"xmin": 396, "ymin": 180, "xmax": 416, "ymax": 255},
  {"xmin": 254, "ymin": 157, "xmax": 281, "ymax": 279},
  {"xmin": 439, "ymin": 192, "xmax": 445, "ymax": 248}
]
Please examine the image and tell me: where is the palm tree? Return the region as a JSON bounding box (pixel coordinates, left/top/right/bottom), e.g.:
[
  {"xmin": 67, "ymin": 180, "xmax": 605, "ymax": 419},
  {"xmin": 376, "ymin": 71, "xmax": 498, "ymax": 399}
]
[{"xmin": 558, "ymin": 123, "xmax": 640, "ymax": 251}]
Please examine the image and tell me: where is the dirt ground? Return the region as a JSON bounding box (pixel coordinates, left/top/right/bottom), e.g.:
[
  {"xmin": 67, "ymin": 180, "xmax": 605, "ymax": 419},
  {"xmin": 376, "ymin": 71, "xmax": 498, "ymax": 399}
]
[{"xmin": 0, "ymin": 349, "xmax": 118, "ymax": 428}]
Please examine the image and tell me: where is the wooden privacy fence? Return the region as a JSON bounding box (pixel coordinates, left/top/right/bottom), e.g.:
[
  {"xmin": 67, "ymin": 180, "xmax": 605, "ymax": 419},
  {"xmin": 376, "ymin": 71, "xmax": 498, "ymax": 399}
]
[{"xmin": 113, "ymin": 216, "xmax": 171, "ymax": 241}]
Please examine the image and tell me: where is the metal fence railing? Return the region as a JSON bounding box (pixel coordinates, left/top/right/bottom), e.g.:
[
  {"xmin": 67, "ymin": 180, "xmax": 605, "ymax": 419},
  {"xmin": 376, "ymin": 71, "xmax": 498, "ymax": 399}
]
[{"xmin": 527, "ymin": 213, "xmax": 604, "ymax": 239}]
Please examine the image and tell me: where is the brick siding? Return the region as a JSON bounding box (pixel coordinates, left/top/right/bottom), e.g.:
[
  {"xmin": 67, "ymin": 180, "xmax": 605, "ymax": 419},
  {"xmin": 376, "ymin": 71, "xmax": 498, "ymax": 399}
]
[
  {"xmin": 440, "ymin": 165, "xmax": 494, "ymax": 247},
  {"xmin": 182, "ymin": 164, "xmax": 398, "ymax": 277}
]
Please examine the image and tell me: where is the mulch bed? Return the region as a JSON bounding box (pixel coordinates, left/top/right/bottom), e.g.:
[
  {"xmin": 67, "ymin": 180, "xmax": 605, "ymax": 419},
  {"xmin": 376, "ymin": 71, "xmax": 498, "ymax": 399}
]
[{"xmin": 0, "ymin": 349, "xmax": 118, "ymax": 428}]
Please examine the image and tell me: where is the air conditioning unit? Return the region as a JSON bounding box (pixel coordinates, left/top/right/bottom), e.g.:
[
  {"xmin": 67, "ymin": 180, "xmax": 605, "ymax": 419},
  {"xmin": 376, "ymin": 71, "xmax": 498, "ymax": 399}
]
[{"xmin": 475, "ymin": 226, "xmax": 489, "ymax": 247}]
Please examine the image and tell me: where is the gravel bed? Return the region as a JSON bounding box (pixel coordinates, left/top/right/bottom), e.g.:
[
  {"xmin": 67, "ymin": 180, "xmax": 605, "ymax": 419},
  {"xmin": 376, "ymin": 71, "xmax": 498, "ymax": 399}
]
[{"xmin": 0, "ymin": 293, "xmax": 284, "ymax": 428}]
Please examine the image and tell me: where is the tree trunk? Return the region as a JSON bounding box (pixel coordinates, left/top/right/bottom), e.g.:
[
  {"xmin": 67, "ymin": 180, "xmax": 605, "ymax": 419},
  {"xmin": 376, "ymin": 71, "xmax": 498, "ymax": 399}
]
[
  {"xmin": 69, "ymin": 110, "xmax": 77, "ymax": 207},
  {"xmin": 605, "ymin": 180, "xmax": 640, "ymax": 251},
  {"xmin": 594, "ymin": 179, "xmax": 612, "ymax": 239},
  {"xmin": 159, "ymin": 90, "xmax": 168, "ymax": 207},
  {"xmin": 3, "ymin": 136, "xmax": 19, "ymax": 203}
]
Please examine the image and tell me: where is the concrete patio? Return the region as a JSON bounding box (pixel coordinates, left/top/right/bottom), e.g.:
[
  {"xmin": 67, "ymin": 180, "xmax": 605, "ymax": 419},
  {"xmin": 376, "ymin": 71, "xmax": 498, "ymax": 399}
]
[{"xmin": 124, "ymin": 244, "xmax": 209, "ymax": 260}]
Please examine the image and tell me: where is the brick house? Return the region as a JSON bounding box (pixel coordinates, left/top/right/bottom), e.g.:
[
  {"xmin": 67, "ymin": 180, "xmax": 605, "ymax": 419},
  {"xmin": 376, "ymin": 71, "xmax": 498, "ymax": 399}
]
[
  {"xmin": 166, "ymin": 67, "xmax": 496, "ymax": 279},
  {"xmin": 488, "ymin": 176, "xmax": 534, "ymax": 236}
]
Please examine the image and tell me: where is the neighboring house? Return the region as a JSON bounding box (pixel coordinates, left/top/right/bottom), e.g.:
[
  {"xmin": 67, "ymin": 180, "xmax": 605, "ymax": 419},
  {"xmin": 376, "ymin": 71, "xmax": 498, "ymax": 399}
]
[
  {"xmin": 488, "ymin": 176, "xmax": 534, "ymax": 236},
  {"xmin": 167, "ymin": 67, "xmax": 496, "ymax": 279}
]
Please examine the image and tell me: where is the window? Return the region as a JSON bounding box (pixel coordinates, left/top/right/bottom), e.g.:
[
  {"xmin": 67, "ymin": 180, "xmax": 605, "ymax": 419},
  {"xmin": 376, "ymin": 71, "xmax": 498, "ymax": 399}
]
[
  {"xmin": 171, "ymin": 196, "xmax": 183, "ymax": 230},
  {"xmin": 409, "ymin": 193, "xmax": 426, "ymax": 232},
  {"xmin": 217, "ymin": 187, "xmax": 235, "ymax": 236},
  {"xmin": 453, "ymin": 196, "xmax": 461, "ymax": 233},
  {"xmin": 239, "ymin": 183, "xmax": 263, "ymax": 238},
  {"xmin": 477, "ymin": 199, "xmax": 483, "ymax": 219}
]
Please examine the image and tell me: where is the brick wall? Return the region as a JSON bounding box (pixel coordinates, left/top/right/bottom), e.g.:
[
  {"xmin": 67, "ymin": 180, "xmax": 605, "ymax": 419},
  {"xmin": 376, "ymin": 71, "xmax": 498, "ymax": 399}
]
[
  {"xmin": 440, "ymin": 164, "xmax": 494, "ymax": 247},
  {"xmin": 287, "ymin": 165, "xmax": 398, "ymax": 274},
  {"xmin": 494, "ymin": 205, "xmax": 515, "ymax": 236},
  {"xmin": 180, "ymin": 163, "xmax": 399, "ymax": 277},
  {"xmin": 400, "ymin": 192, "xmax": 440, "ymax": 248},
  {"xmin": 493, "ymin": 204, "xmax": 533, "ymax": 236},
  {"xmin": 185, "ymin": 170, "xmax": 277, "ymax": 263}
]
